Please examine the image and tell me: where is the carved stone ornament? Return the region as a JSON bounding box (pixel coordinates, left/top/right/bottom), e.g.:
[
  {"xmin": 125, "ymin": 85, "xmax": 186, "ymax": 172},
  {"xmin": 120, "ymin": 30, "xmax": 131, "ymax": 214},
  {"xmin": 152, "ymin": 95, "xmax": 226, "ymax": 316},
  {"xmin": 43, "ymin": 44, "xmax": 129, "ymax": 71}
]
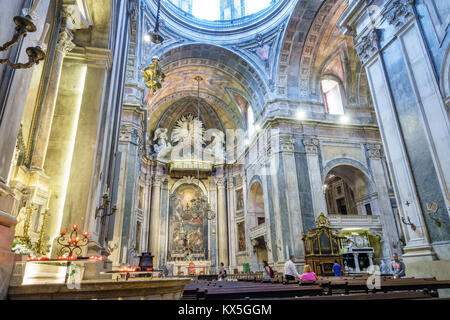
[
  {"xmin": 366, "ymin": 144, "xmax": 382, "ymax": 159},
  {"xmin": 153, "ymin": 175, "xmax": 165, "ymax": 187},
  {"xmin": 215, "ymin": 177, "xmax": 226, "ymax": 189},
  {"xmin": 385, "ymin": 0, "xmax": 416, "ymax": 30},
  {"xmin": 56, "ymin": 25, "xmax": 75, "ymax": 55},
  {"xmin": 303, "ymin": 138, "xmax": 319, "ymax": 154},
  {"xmin": 279, "ymin": 135, "xmax": 295, "ymax": 153},
  {"xmin": 355, "ymin": 29, "xmax": 379, "ymax": 65}
]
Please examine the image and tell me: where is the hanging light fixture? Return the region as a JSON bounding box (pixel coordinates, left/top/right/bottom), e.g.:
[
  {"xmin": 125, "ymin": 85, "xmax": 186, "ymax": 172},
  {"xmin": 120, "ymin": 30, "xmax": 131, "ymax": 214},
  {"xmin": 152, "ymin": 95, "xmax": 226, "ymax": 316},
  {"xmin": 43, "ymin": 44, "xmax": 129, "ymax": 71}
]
[
  {"xmin": 183, "ymin": 76, "xmax": 216, "ymax": 221},
  {"xmin": 151, "ymin": 0, "xmax": 164, "ymax": 44},
  {"xmin": 142, "ymin": 0, "xmax": 165, "ymax": 93}
]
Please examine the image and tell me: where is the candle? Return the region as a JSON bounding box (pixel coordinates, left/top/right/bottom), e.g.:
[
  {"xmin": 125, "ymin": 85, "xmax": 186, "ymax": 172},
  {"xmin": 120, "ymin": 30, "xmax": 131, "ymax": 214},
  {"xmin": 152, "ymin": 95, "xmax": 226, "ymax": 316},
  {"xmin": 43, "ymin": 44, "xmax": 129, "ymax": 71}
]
[
  {"xmin": 29, "ymin": 0, "xmax": 41, "ymax": 15},
  {"xmin": 39, "ymin": 23, "xmax": 50, "ymax": 43}
]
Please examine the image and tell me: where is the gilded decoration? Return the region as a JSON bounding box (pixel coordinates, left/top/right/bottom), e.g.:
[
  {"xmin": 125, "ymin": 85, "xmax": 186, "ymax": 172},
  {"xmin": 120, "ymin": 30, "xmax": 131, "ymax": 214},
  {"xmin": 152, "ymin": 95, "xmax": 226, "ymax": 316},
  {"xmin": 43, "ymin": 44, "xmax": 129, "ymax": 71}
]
[{"xmin": 302, "ymin": 213, "xmax": 343, "ymax": 276}]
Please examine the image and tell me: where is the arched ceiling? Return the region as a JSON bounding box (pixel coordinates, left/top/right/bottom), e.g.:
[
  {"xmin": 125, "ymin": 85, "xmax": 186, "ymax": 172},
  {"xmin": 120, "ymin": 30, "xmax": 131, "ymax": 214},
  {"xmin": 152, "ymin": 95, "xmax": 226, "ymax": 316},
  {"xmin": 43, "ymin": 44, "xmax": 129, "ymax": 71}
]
[{"xmin": 147, "ymin": 44, "xmax": 267, "ymax": 133}]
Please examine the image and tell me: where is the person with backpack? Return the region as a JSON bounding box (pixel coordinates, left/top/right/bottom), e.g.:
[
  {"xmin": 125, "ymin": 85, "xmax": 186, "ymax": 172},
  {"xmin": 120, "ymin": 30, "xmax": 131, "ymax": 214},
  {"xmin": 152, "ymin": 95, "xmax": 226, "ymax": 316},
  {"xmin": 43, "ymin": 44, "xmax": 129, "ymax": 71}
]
[{"xmin": 263, "ymin": 261, "xmax": 275, "ymax": 279}]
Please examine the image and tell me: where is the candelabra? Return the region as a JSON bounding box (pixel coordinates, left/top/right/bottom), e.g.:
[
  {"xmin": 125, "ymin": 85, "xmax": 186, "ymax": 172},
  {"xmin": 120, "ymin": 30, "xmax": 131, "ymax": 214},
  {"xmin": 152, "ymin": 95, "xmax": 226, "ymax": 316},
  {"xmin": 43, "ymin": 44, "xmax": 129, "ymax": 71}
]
[
  {"xmin": 35, "ymin": 209, "xmax": 50, "ymax": 255},
  {"xmin": 0, "ymin": 1, "xmax": 48, "ymax": 69},
  {"xmin": 20, "ymin": 206, "xmax": 37, "ymax": 246},
  {"xmin": 56, "ymin": 224, "xmax": 89, "ymax": 257}
]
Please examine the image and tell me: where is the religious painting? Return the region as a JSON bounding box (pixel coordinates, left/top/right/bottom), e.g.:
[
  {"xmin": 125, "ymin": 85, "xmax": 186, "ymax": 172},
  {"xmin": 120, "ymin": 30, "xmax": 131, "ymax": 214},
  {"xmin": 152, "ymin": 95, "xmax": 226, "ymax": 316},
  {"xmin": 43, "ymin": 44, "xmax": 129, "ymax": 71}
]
[
  {"xmin": 168, "ymin": 184, "xmax": 208, "ymax": 260},
  {"xmin": 237, "ymin": 221, "xmax": 246, "ymax": 252},
  {"xmin": 236, "ymin": 188, "xmax": 244, "ymax": 212}
]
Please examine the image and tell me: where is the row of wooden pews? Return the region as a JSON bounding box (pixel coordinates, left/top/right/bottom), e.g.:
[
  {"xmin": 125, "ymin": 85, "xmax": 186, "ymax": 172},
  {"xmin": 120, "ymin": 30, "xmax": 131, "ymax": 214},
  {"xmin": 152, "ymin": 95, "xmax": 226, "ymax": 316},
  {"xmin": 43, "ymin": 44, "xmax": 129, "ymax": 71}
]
[{"xmin": 183, "ymin": 274, "xmax": 450, "ymax": 300}]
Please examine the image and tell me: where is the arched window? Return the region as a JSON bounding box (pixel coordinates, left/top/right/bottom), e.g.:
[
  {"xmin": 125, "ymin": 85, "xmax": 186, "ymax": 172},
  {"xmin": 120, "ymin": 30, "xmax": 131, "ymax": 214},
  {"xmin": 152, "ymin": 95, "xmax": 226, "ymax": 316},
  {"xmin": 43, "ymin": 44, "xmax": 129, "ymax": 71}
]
[
  {"xmin": 321, "ymin": 79, "xmax": 344, "ymax": 115},
  {"xmin": 247, "ymin": 105, "xmax": 255, "ymax": 137}
]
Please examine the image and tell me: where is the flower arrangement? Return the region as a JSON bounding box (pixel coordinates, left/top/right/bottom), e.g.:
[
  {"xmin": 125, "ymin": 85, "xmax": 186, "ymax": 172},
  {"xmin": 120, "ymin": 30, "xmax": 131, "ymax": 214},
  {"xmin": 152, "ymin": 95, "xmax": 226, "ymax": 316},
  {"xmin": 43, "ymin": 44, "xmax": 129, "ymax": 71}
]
[{"xmin": 11, "ymin": 238, "xmax": 35, "ymax": 256}]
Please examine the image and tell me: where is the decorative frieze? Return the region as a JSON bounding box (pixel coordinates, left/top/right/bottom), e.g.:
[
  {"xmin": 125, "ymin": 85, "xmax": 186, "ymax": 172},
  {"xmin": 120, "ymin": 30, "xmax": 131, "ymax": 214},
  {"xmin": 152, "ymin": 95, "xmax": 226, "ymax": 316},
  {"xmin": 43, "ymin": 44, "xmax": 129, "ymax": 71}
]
[
  {"xmin": 385, "ymin": 0, "xmax": 416, "ymax": 30},
  {"xmin": 303, "ymin": 138, "xmax": 319, "ymax": 155},
  {"xmin": 355, "ymin": 28, "xmax": 379, "ymax": 65}
]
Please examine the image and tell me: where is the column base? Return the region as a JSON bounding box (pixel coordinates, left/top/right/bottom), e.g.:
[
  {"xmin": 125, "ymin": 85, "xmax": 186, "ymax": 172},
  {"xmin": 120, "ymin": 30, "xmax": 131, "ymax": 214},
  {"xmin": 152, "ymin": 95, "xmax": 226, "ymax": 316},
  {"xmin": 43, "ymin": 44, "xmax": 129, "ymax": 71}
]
[{"xmin": 402, "ymin": 243, "xmax": 436, "ymax": 264}]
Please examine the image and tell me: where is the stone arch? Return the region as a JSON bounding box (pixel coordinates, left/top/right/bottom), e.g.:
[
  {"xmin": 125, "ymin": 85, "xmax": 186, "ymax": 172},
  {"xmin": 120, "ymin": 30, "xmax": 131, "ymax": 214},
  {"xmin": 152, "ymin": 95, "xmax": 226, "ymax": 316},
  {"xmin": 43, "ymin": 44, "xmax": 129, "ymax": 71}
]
[
  {"xmin": 315, "ymin": 43, "xmax": 351, "ymax": 101},
  {"xmin": 276, "ymin": 0, "xmax": 344, "ymax": 99},
  {"xmin": 248, "ymin": 179, "xmax": 265, "ymax": 214},
  {"xmin": 170, "ymin": 177, "xmax": 208, "ymax": 196},
  {"xmin": 322, "ymin": 160, "xmax": 378, "ymax": 216}
]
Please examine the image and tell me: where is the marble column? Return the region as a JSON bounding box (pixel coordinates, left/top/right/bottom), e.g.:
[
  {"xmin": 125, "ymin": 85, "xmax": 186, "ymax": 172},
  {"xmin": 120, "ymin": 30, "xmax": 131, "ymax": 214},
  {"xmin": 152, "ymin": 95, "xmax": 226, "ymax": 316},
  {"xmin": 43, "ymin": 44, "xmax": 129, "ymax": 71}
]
[
  {"xmin": 216, "ymin": 177, "xmax": 228, "ymax": 266},
  {"xmin": 303, "ymin": 138, "xmax": 327, "ymax": 217},
  {"xmin": 280, "ymin": 135, "xmax": 304, "ymax": 261},
  {"xmin": 366, "ymin": 144, "xmax": 398, "ymax": 260},
  {"xmin": 339, "ymin": 0, "xmax": 450, "ymax": 267},
  {"xmin": 30, "ymin": 25, "xmax": 75, "ymax": 169},
  {"xmin": 149, "ymin": 174, "xmax": 164, "ymax": 267}
]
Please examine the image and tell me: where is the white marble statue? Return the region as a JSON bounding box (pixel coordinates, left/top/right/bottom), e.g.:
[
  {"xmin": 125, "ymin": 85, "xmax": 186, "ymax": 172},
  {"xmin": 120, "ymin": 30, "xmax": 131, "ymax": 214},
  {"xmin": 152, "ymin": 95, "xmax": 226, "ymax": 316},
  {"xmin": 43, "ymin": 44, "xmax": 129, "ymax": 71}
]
[{"xmin": 153, "ymin": 128, "xmax": 172, "ymax": 155}]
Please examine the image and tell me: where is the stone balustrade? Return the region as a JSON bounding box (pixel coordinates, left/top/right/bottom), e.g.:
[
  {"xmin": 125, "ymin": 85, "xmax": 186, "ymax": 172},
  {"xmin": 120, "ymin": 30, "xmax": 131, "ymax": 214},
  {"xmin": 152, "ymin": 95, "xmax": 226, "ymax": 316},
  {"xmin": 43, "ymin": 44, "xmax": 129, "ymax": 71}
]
[
  {"xmin": 249, "ymin": 223, "xmax": 266, "ymax": 240},
  {"xmin": 328, "ymin": 214, "xmax": 382, "ymax": 229}
]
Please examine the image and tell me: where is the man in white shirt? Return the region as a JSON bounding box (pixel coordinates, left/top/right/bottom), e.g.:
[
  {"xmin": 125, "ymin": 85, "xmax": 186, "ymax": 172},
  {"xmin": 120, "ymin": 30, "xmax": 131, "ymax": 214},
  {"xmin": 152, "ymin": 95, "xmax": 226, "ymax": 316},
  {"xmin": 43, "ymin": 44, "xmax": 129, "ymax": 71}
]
[{"xmin": 284, "ymin": 255, "xmax": 301, "ymax": 281}]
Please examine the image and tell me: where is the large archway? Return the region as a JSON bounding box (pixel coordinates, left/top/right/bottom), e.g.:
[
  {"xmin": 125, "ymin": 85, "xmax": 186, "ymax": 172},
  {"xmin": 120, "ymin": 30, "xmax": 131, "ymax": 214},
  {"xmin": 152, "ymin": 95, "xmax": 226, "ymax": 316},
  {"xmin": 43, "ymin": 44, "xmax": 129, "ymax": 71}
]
[
  {"xmin": 247, "ymin": 180, "xmax": 267, "ymax": 268},
  {"xmin": 324, "ymin": 164, "xmax": 377, "ymax": 216}
]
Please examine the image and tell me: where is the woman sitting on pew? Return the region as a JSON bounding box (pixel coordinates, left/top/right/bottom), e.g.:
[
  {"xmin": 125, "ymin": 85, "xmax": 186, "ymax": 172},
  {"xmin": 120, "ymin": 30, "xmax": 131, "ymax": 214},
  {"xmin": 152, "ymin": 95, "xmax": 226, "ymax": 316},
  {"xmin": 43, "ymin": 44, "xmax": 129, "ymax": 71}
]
[
  {"xmin": 299, "ymin": 264, "xmax": 318, "ymax": 282},
  {"xmin": 263, "ymin": 261, "xmax": 275, "ymax": 280}
]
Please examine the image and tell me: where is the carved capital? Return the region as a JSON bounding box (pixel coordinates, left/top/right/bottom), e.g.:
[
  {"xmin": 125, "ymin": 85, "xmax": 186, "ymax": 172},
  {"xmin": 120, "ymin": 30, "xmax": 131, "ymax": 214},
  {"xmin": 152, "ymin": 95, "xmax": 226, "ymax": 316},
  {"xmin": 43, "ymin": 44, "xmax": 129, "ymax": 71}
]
[
  {"xmin": 215, "ymin": 177, "xmax": 226, "ymax": 189},
  {"xmin": 385, "ymin": 0, "xmax": 416, "ymax": 30},
  {"xmin": 355, "ymin": 29, "xmax": 379, "ymax": 65},
  {"xmin": 119, "ymin": 125, "xmax": 134, "ymax": 142},
  {"xmin": 303, "ymin": 138, "xmax": 319, "ymax": 155},
  {"xmin": 279, "ymin": 135, "xmax": 295, "ymax": 153},
  {"xmin": 366, "ymin": 144, "xmax": 382, "ymax": 159},
  {"xmin": 56, "ymin": 26, "xmax": 75, "ymax": 55},
  {"xmin": 152, "ymin": 175, "xmax": 165, "ymax": 187}
]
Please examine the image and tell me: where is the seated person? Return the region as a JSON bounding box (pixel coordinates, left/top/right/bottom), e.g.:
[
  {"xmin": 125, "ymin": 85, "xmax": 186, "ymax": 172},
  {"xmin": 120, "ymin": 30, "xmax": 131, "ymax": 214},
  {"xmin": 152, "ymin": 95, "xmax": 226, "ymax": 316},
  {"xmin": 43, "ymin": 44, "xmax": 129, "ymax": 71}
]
[{"xmin": 299, "ymin": 264, "xmax": 318, "ymax": 282}]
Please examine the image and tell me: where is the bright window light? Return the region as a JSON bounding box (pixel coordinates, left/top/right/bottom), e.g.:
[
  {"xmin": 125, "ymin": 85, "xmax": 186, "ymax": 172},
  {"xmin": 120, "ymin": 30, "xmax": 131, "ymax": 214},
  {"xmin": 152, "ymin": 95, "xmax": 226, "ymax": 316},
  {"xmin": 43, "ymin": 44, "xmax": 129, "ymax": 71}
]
[
  {"xmin": 247, "ymin": 0, "xmax": 272, "ymax": 15},
  {"xmin": 321, "ymin": 79, "xmax": 344, "ymax": 115},
  {"xmin": 170, "ymin": 0, "xmax": 276, "ymax": 21},
  {"xmin": 192, "ymin": 0, "xmax": 220, "ymax": 20},
  {"xmin": 247, "ymin": 105, "xmax": 255, "ymax": 137},
  {"xmin": 296, "ymin": 109, "xmax": 306, "ymax": 120}
]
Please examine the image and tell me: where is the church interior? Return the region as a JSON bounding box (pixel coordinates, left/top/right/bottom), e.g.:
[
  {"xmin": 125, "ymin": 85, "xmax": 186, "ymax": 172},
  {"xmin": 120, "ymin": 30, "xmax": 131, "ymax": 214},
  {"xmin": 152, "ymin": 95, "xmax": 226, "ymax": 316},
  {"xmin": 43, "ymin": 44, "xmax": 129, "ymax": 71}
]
[{"xmin": 0, "ymin": 0, "xmax": 449, "ymax": 301}]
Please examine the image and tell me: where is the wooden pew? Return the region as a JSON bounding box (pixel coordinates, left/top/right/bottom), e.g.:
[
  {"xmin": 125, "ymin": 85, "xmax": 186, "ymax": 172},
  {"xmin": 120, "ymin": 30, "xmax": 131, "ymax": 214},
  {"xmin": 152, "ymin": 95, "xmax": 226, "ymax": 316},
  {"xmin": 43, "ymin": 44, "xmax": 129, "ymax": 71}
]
[{"xmin": 202, "ymin": 285, "xmax": 324, "ymax": 300}]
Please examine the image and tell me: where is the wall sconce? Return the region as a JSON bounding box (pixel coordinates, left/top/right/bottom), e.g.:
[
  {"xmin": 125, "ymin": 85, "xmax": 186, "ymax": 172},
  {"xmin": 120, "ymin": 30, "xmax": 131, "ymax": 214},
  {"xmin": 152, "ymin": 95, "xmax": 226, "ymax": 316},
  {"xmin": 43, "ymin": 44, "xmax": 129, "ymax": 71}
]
[
  {"xmin": 401, "ymin": 215, "xmax": 416, "ymax": 231},
  {"xmin": 95, "ymin": 186, "xmax": 117, "ymax": 220},
  {"xmin": 426, "ymin": 202, "xmax": 442, "ymax": 228},
  {"xmin": 0, "ymin": 1, "xmax": 48, "ymax": 69}
]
